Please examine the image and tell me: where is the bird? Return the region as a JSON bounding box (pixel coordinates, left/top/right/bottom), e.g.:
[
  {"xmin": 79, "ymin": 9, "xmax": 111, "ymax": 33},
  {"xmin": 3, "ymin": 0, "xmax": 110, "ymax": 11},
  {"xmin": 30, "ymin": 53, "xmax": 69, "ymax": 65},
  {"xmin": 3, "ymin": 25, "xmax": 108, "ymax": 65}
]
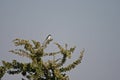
[
  {"xmin": 45, "ymin": 34, "xmax": 52, "ymax": 41},
  {"xmin": 42, "ymin": 34, "xmax": 52, "ymax": 48}
]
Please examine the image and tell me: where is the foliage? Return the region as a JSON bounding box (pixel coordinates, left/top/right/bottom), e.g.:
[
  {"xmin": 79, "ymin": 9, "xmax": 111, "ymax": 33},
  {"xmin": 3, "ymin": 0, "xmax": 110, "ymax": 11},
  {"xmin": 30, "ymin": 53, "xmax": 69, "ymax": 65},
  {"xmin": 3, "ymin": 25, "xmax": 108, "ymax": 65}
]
[{"xmin": 0, "ymin": 37, "xmax": 84, "ymax": 80}]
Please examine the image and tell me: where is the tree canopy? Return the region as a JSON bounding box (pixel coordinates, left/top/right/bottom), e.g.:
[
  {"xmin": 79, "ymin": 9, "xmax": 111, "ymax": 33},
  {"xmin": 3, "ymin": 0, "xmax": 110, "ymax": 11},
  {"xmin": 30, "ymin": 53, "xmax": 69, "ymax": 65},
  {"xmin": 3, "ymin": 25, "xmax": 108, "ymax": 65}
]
[{"xmin": 0, "ymin": 36, "xmax": 84, "ymax": 80}]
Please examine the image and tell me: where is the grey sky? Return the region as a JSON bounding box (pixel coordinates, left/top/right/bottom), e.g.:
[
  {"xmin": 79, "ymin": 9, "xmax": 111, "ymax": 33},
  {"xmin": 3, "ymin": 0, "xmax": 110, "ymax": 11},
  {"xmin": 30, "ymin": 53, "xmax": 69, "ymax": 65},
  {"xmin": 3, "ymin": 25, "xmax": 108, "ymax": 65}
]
[{"xmin": 0, "ymin": 0, "xmax": 120, "ymax": 80}]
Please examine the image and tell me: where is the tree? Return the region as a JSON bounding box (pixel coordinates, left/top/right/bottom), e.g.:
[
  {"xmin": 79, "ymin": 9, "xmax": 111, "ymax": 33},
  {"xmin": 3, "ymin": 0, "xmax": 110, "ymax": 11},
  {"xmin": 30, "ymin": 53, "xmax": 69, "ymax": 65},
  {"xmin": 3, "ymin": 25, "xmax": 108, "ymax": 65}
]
[{"xmin": 0, "ymin": 35, "xmax": 84, "ymax": 80}]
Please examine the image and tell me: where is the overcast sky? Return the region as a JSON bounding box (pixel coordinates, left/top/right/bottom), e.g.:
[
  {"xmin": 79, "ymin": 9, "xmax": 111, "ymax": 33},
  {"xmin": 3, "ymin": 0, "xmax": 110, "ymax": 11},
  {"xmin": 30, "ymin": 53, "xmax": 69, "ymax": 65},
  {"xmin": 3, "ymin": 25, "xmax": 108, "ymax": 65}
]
[{"xmin": 0, "ymin": 0, "xmax": 120, "ymax": 80}]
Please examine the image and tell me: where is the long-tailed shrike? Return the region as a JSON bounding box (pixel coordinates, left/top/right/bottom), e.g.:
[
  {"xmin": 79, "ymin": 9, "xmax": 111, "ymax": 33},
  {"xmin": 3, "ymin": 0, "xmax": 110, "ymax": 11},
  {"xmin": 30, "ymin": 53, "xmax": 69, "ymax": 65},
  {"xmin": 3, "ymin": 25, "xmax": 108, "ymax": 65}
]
[
  {"xmin": 45, "ymin": 34, "xmax": 52, "ymax": 41},
  {"xmin": 42, "ymin": 34, "xmax": 52, "ymax": 48}
]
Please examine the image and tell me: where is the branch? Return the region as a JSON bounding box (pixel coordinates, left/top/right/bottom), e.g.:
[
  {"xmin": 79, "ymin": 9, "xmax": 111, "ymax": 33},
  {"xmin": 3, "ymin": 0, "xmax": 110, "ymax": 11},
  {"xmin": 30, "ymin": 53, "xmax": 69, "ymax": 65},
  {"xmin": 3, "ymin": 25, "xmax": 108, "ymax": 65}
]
[
  {"xmin": 13, "ymin": 38, "xmax": 34, "ymax": 53},
  {"xmin": 60, "ymin": 49, "xmax": 84, "ymax": 72},
  {"xmin": 9, "ymin": 49, "xmax": 30, "ymax": 58},
  {"xmin": 43, "ymin": 51, "xmax": 60, "ymax": 56}
]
